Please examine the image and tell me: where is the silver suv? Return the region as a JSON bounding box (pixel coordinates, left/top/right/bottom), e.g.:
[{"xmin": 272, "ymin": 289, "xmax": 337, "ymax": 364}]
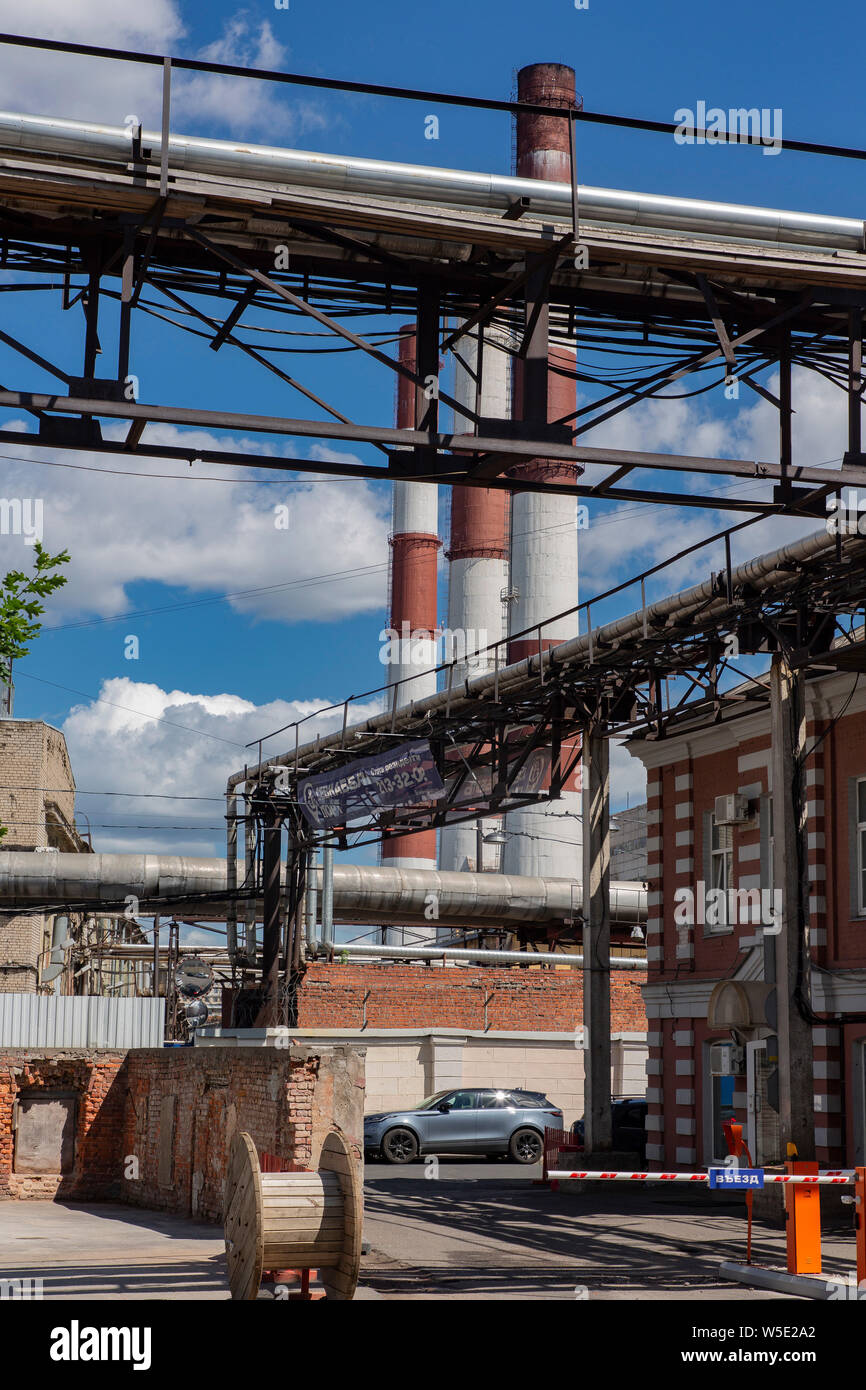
[{"xmin": 364, "ymin": 1087, "xmax": 564, "ymax": 1164}]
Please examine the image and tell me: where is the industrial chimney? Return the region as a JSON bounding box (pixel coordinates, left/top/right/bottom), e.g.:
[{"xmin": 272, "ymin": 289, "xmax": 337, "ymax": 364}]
[
  {"xmin": 504, "ymin": 62, "xmax": 583, "ymax": 879},
  {"xmin": 381, "ymin": 328, "xmax": 441, "ymax": 935},
  {"xmin": 439, "ymin": 324, "xmax": 511, "ymax": 873}
]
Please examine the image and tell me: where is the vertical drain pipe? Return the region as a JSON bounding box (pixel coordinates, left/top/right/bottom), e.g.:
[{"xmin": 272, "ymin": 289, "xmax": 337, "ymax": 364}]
[
  {"xmin": 305, "ymin": 848, "xmax": 318, "ymax": 953},
  {"xmin": 321, "ymin": 844, "xmax": 335, "ymax": 954}
]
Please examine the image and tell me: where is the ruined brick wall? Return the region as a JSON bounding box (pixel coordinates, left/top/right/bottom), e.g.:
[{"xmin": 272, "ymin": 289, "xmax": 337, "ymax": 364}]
[
  {"xmin": 0, "ymin": 1044, "xmax": 364, "ymax": 1222},
  {"xmin": 297, "ymin": 962, "xmax": 647, "ymax": 1033},
  {"xmin": 0, "ymin": 1050, "xmax": 126, "ymax": 1200},
  {"xmin": 121, "ymin": 1045, "xmax": 363, "ymax": 1222}
]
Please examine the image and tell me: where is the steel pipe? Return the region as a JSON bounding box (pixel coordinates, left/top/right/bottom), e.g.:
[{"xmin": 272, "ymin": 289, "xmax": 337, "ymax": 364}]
[
  {"xmin": 0, "ymin": 852, "xmax": 646, "ymax": 928},
  {"xmin": 0, "ymin": 109, "xmax": 862, "ymax": 250},
  {"xmin": 319, "ymin": 942, "xmax": 642, "ymax": 968}
]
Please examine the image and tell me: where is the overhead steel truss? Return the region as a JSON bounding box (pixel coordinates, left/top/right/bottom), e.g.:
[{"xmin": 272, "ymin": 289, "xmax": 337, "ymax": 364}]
[
  {"xmin": 226, "ymin": 518, "xmax": 866, "ymax": 1025},
  {"xmin": 231, "ymin": 519, "xmax": 866, "ymax": 855},
  {"xmin": 0, "ymin": 33, "xmax": 863, "ymax": 513}
]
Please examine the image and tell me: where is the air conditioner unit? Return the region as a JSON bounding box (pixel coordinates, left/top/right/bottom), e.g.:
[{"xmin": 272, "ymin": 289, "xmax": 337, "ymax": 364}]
[
  {"xmin": 708, "ymin": 1041, "xmax": 745, "ymax": 1076},
  {"xmin": 714, "ymin": 793, "xmax": 750, "ymax": 826}
]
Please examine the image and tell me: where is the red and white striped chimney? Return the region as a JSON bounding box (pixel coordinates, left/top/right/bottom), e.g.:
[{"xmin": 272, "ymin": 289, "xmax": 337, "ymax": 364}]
[
  {"xmin": 381, "ymin": 328, "xmax": 441, "ymax": 901},
  {"xmin": 504, "ymin": 63, "xmax": 583, "ymax": 880},
  {"xmin": 439, "ymin": 326, "xmax": 511, "ymax": 872}
]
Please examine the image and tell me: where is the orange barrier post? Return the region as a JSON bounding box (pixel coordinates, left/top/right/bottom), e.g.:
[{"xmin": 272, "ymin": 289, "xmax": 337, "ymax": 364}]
[
  {"xmin": 785, "ymin": 1160, "xmax": 822, "ymax": 1275},
  {"xmin": 723, "ymin": 1121, "xmax": 755, "ymax": 1265}
]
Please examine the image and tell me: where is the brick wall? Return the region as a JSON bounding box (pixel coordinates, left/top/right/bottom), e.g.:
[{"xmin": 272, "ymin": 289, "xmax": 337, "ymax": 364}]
[
  {"xmin": 0, "ymin": 1044, "xmax": 364, "ymax": 1220},
  {"xmin": 0, "ymin": 719, "xmax": 79, "ymax": 993},
  {"xmin": 296, "ymin": 962, "xmax": 647, "ymax": 1033},
  {"xmin": 0, "ymin": 1050, "xmax": 126, "ymax": 1200}
]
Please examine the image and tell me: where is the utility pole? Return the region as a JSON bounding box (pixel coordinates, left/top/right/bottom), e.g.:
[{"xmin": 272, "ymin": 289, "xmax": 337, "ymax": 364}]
[
  {"xmin": 256, "ymin": 810, "xmax": 283, "ymax": 1028},
  {"xmin": 770, "ymin": 653, "xmax": 815, "ymax": 1159},
  {"xmin": 582, "ymin": 722, "xmax": 612, "ymax": 1152}
]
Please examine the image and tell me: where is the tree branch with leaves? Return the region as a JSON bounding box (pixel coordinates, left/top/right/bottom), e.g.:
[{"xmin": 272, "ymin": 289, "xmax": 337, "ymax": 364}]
[{"xmin": 0, "ymin": 544, "xmax": 70, "ymax": 840}]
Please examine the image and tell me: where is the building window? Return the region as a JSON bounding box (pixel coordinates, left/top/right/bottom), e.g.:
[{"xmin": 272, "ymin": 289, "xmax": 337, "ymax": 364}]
[{"xmin": 708, "ymin": 815, "xmax": 733, "ymax": 931}]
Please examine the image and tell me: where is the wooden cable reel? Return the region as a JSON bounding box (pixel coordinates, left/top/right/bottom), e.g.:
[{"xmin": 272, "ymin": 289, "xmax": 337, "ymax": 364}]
[{"xmin": 224, "ymin": 1130, "xmax": 362, "ymax": 1300}]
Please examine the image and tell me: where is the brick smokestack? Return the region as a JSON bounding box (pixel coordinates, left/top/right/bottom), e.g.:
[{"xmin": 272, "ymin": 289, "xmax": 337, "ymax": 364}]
[{"xmin": 504, "ymin": 63, "xmax": 582, "ymax": 880}]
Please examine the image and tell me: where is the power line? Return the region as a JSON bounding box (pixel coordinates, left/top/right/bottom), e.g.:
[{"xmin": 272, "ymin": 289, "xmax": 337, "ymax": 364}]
[
  {"xmin": 39, "ymin": 562, "xmax": 388, "ymax": 634},
  {"xmin": 12, "ymin": 670, "xmax": 247, "ymax": 748},
  {"xmin": 0, "ymin": 786, "xmax": 225, "ymax": 800},
  {"xmin": 0, "ymin": 449, "xmax": 377, "ymax": 485}
]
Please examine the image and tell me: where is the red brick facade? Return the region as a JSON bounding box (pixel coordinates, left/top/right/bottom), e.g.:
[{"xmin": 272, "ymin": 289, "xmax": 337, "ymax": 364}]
[
  {"xmin": 297, "ymin": 962, "xmax": 647, "ymax": 1034},
  {"xmin": 634, "ymin": 674, "xmax": 866, "ymax": 1170}
]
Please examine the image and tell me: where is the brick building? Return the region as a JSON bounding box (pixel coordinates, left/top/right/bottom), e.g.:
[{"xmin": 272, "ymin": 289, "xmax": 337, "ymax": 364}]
[
  {"xmin": 0, "ymin": 717, "xmax": 89, "ymax": 992},
  {"xmin": 630, "ymin": 666, "xmax": 866, "ymax": 1171}
]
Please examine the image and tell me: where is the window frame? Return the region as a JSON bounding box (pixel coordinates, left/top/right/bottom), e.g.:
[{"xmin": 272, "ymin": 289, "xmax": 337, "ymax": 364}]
[{"xmin": 702, "ymin": 809, "xmax": 735, "ymax": 937}]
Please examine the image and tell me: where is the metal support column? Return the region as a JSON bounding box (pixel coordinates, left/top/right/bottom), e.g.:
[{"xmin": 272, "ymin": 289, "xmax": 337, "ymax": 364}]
[
  {"xmin": 117, "ymin": 225, "xmax": 134, "ymax": 386},
  {"xmin": 523, "ymin": 255, "xmax": 550, "ymax": 429},
  {"xmin": 256, "ymin": 816, "xmax": 283, "ymax": 1027},
  {"xmin": 304, "ymin": 848, "xmax": 318, "ymax": 953},
  {"xmin": 848, "ymin": 306, "xmax": 862, "ymax": 461},
  {"xmin": 321, "ymin": 843, "xmax": 335, "ymax": 953},
  {"xmin": 770, "ymin": 654, "xmax": 815, "ymax": 1160},
  {"xmin": 779, "ymin": 334, "xmax": 793, "ymax": 499},
  {"xmin": 83, "ymin": 250, "xmax": 101, "ymax": 377},
  {"xmin": 582, "ymin": 724, "xmax": 612, "ymax": 1153},
  {"xmin": 243, "ymin": 783, "xmax": 256, "ymax": 959},
  {"xmin": 226, "ymin": 792, "xmax": 238, "ymax": 959},
  {"xmin": 414, "ymin": 282, "xmax": 439, "ymax": 470}
]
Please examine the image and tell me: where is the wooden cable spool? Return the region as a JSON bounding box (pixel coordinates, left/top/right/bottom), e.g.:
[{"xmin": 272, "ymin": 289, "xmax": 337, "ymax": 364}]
[{"xmin": 224, "ymin": 1130, "xmax": 362, "ymax": 1300}]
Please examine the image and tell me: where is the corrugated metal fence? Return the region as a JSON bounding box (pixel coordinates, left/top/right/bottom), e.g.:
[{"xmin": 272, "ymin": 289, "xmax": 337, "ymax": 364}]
[{"xmin": 0, "ymin": 995, "xmax": 165, "ymax": 1048}]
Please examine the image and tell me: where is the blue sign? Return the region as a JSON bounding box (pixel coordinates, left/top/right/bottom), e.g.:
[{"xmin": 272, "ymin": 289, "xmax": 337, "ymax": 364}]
[
  {"xmin": 298, "ymin": 739, "xmax": 445, "ymax": 830},
  {"xmin": 709, "ymin": 1167, "xmax": 764, "ymax": 1189}
]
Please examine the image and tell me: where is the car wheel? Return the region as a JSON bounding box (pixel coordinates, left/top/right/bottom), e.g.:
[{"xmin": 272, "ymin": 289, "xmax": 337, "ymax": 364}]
[
  {"xmin": 509, "ymin": 1127, "xmax": 544, "ymax": 1164},
  {"xmin": 381, "ymin": 1127, "xmax": 419, "ymax": 1164}
]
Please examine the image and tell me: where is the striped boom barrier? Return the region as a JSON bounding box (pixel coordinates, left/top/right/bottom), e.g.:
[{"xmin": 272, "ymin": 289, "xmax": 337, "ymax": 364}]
[{"xmin": 548, "ymin": 1170, "xmax": 856, "ymax": 1184}]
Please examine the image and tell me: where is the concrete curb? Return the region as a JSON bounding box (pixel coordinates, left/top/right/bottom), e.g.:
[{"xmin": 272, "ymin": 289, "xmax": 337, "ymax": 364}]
[{"xmin": 720, "ymin": 1261, "xmax": 856, "ymax": 1300}]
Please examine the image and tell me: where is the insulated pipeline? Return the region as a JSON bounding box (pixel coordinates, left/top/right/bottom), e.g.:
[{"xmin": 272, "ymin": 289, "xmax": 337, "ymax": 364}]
[{"xmin": 0, "ymin": 109, "xmax": 862, "ymax": 250}]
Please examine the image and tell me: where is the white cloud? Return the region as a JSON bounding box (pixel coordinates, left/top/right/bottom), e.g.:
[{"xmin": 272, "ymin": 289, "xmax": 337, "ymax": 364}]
[
  {"xmin": 580, "ymin": 365, "xmax": 853, "ymax": 601},
  {"xmin": 610, "ymin": 737, "xmax": 647, "ymax": 814},
  {"xmin": 0, "ymin": 422, "xmax": 390, "ymax": 625},
  {"xmin": 0, "ymin": 0, "xmax": 185, "ymax": 126},
  {"xmin": 61, "ymin": 675, "xmax": 383, "ymax": 855},
  {"xmin": 0, "ymin": 1, "xmax": 326, "ymax": 142}
]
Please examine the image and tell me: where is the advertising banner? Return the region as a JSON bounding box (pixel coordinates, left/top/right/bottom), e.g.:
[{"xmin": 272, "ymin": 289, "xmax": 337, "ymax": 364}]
[{"xmin": 298, "ymin": 739, "xmax": 444, "ymax": 830}]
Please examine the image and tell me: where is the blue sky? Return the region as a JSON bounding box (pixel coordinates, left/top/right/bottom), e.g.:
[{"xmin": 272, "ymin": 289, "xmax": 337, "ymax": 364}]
[{"xmin": 0, "ymin": 0, "xmax": 860, "ymax": 863}]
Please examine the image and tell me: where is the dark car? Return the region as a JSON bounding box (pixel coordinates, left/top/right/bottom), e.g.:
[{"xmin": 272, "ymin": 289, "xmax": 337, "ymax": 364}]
[
  {"xmin": 364, "ymin": 1087, "xmax": 563, "ymax": 1164},
  {"xmin": 571, "ymin": 1097, "xmax": 648, "ymax": 1160}
]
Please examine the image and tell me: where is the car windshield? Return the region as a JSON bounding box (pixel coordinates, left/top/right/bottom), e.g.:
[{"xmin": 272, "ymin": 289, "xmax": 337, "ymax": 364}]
[{"xmin": 413, "ymin": 1091, "xmax": 452, "ymax": 1110}]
